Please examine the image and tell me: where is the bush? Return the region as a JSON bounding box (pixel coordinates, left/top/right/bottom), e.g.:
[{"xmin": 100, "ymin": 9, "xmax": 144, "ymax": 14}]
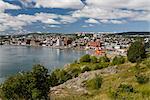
[
  {"xmin": 86, "ymin": 75, "xmax": 102, "ymax": 90},
  {"xmin": 100, "ymin": 62, "xmax": 109, "ymax": 68},
  {"xmin": 135, "ymin": 74, "xmax": 149, "ymax": 84},
  {"xmin": 90, "ymin": 56, "xmax": 98, "ymax": 63},
  {"xmin": 50, "ymin": 69, "xmax": 72, "ymax": 85},
  {"xmin": 118, "ymin": 84, "xmax": 134, "ymax": 93},
  {"xmin": 93, "ymin": 64, "xmax": 103, "ymax": 70},
  {"xmin": 68, "ymin": 67, "xmax": 81, "ymax": 78},
  {"xmin": 127, "ymin": 40, "xmax": 146, "ymax": 63},
  {"xmin": 49, "ymin": 70, "xmax": 59, "ymax": 86},
  {"xmin": 99, "ymin": 56, "xmax": 110, "ymax": 63},
  {"xmin": 112, "ymin": 56, "xmax": 125, "ymax": 65},
  {"xmin": 111, "ymin": 84, "xmax": 134, "ymax": 99},
  {"xmin": 80, "ymin": 54, "xmax": 91, "ymax": 62},
  {"xmin": 1, "ymin": 64, "xmax": 50, "ymax": 100},
  {"xmin": 81, "ymin": 66, "xmax": 91, "ymax": 73}
]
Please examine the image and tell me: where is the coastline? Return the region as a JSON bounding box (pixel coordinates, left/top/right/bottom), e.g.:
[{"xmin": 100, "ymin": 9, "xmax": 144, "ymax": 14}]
[{"xmin": 1, "ymin": 44, "xmax": 87, "ymax": 51}]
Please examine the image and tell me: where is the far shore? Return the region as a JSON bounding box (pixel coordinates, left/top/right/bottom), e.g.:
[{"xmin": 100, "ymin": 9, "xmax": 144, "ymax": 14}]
[{"xmin": 1, "ymin": 44, "xmax": 86, "ymax": 51}]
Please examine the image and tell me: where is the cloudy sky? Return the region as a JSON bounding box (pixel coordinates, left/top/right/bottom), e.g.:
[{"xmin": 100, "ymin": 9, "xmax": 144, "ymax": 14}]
[{"xmin": 0, "ymin": 0, "xmax": 150, "ymax": 34}]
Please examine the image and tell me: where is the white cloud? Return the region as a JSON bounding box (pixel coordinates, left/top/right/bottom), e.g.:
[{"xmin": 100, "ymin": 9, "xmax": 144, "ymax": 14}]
[
  {"xmin": 110, "ymin": 20, "xmax": 126, "ymax": 24},
  {"xmin": 85, "ymin": 18, "xmax": 99, "ymax": 24},
  {"xmin": 85, "ymin": 0, "xmax": 150, "ymax": 10},
  {"xmin": 49, "ymin": 25, "xmax": 60, "ymax": 28},
  {"xmin": 100, "ymin": 19, "xmax": 126, "ymax": 24},
  {"xmin": 0, "ymin": 0, "xmax": 20, "ymax": 12},
  {"xmin": 132, "ymin": 11, "xmax": 150, "ymax": 22},
  {"xmin": 73, "ymin": 6, "xmax": 139, "ymax": 20},
  {"xmin": 82, "ymin": 25, "xmax": 88, "ymax": 28},
  {"xmin": 42, "ymin": 19, "xmax": 60, "ymax": 24},
  {"xmin": 35, "ymin": 0, "xmax": 84, "ymax": 9},
  {"xmin": 59, "ymin": 15, "xmax": 77, "ymax": 24},
  {"xmin": 0, "ymin": 0, "xmax": 149, "ymax": 33},
  {"xmin": 72, "ymin": 0, "xmax": 150, "ymax": 24},
  {"xmin": 0, "ymin": 12, "xmax": 78, "ymax": 32}
]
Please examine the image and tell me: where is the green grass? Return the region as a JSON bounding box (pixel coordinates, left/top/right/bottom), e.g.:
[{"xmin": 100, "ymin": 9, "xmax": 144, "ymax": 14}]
[{"xmin": 51, "ymin": 57, "xmax": 150, "ymax": 100}]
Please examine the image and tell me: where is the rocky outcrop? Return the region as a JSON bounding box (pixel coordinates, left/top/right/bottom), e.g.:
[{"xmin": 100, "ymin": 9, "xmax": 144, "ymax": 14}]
[{"xmin": 50, "ymin": 66, "xmax": 119, "ymax": 96}]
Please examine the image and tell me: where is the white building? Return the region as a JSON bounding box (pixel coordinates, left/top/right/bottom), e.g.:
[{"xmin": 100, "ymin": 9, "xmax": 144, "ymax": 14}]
[{"xmin": 56, "ymin": 38, "xmax": 63, "ymax": 46}]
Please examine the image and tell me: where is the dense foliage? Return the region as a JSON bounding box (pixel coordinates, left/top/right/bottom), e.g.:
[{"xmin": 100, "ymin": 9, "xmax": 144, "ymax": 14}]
[
  {"xmin": 127, "ymin": 40, "xmax": 146, "ymax": 63},
  {"xmin": 135, "ymin": 74, "xmax": 149, "ymax": 84},
  {"xmin": 81, "ymin": 65, "xmax": 91, "ymax": 73},
  {"xmin": 112, "ymin": 56, "xmax": 125, "ymax": 65},
  {"xmin": 1, "ymin": 64, "xmax": 50, "ymax": 100},
  {"xmin": 99, "ymin": 55, "xmax": 110, "ymax": 63},
  {"xmin": 79, "ymin": 54, "xmax": 91, "ymax": 62},
  {"xmin": 117, "ymin": 84, "xmax": 134, "ymax": 93},
  {"xmin": 90, "ymin": 56, "xmax": 98, "ymax": 63},
  {"xmin": 49, "ymin": 69, "xmax": 72, "ymax": 86}
]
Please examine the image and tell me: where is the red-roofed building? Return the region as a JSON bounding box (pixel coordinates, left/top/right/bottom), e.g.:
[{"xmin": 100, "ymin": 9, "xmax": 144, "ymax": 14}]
[{"xmin": 87, "ymin": 41, "xmax": 101, "ymax": 48}]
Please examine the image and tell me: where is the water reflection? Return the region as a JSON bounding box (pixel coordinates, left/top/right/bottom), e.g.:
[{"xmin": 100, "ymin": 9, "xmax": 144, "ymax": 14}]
[{"xmin": 0, "ymin": 45, "xmax": 86, "ymax": 82}]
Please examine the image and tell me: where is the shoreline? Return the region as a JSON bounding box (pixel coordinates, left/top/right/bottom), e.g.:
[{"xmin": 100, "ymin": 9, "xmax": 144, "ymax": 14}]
[{"xmin": 1, "ymin": 44, "xmax": 86, "ymax": 51}]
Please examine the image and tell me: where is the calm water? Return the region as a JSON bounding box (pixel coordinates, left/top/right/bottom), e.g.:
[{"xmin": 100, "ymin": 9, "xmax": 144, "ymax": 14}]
[{"xmin": 0, "ymin": 45, "xmax": 86, "ymax": 83}]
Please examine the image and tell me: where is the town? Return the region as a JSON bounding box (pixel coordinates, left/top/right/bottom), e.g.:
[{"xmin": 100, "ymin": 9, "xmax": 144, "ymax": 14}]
[{"xmin": 0, "ymin": 32, "xmax": 150, "ymax": 57}]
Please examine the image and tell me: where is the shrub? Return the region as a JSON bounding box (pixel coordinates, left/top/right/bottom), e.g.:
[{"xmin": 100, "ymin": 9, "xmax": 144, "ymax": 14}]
[
  {"xmin": 50, "ymin": 69, "xmax": 72, "ymax": 85},
  {"xmin": 80, "ymin": 54, "xmax": 91, "ymax": 62},
  {"xmin": 90, "ymin": 56, "xmax": 98, "ymax": 63},
  {"xmin": 68, "ymin": 67, "xmax": 81, "ymax": 78},
  {"xmin": 118, "ymin": 84, "xmax": 134, "ymax": 93},
  {"xmin": 111, "ymin": 84, "xmax": 135, "ymax": 99},
  {"xmin": 86, "ymin": 75, "xmax": 102, "ymax": 90},
  {"xmin": 49, "ymin": 71, "xmax": 59, "ymax": 86},
  {"xmin": 112, "ymin": 56, "xmax": 125, "ymax": 65},
  {"xmin": 135, "ymin": 74, "xmax": 149, "ymax": 84},
  {"xmin": 93, "ymin": 64, "xmax": 103, "ymax": 70},
  {"xmin": 1, "ymin": 64, "xmax": 50, "ymax": 100},
  {"xmin": 99, "ymin": 56, "xmax": 110, "ymax": 63},
  {"xmin": 81, "ymin": 66, "xmax": 91, "ymax": 73},
  {"xmin": 100, "ymin": 62, "xmax": 109, "ymax": 68},
  {"xmin": 127, "ymin": 40, "xmax": 146, "ymax": 63}
]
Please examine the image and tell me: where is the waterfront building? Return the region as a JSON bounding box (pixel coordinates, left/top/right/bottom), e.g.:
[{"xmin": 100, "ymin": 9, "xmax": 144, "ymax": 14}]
[{"xmin": 56, "ymin": 38, "xmax": 63, "ymax": 46}]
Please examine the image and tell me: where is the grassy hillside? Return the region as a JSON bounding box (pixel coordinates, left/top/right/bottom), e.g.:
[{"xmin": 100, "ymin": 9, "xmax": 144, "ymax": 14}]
[{"xmin": 50, "ymin": 56, "xmax": 150, "ymax": 100}]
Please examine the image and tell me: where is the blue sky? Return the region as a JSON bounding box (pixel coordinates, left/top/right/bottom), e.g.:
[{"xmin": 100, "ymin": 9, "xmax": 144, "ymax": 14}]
[{"xmin": 0, "ymin": 0, "xmax": 149, "ymax": 34}]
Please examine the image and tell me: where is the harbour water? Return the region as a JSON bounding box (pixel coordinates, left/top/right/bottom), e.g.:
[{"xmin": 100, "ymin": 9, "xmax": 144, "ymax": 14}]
[{"xmin": 0, "ymin": 45, "xmax": 86, "ymax": 83}]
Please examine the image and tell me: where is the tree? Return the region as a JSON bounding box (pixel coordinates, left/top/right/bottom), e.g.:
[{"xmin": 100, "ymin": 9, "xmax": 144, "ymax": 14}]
[
  {"xmin": 1, "ymin": 64, "xmax": 50, "ymax": 100},
  {"xmin": 31, "ymin": 64, "xmax": 50, "ymax": 100},
  {"xmin": 127, "ymin": 40, "xmax": 146, "ymax": 63}
]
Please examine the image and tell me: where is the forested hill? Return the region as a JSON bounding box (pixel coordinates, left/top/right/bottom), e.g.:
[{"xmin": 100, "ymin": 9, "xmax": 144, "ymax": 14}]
[{"xmin": 116, "ymin": 32, "xmax": 150, "ymax": 35}]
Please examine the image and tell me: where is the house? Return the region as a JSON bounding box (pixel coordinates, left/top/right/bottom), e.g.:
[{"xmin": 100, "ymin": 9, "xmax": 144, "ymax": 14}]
[
  {"xmin": 55, "ymin": 38, "xmax": 63, "ymax": 46},
  {"xmin": 30, "ymin": 39, "xmax": 41, "ymax": 46},
  {"xmin": 64, "ymin": 38, "xmax": 72, "ymax": 46},
  {"xmin": 87, "ymin": 41, "xmax": 101, "ymax": 49}
]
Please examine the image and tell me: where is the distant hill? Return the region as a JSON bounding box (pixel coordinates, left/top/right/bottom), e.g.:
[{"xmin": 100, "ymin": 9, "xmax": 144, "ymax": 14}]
[{"xmin": 116, "ymin": 32, "xmax": 150, "ymax": 35}]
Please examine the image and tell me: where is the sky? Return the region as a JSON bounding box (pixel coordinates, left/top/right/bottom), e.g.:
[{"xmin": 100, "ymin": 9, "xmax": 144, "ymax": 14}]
[{"xmin": 0, "ymin": 0, "xmax": 150, "ymax": 34}]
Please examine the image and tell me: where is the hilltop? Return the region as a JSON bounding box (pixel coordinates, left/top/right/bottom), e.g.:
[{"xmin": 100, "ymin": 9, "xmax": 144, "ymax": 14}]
[
  {"xmin": 50, "ymin": 59, "xmax": 150, "ymax": 100},
  {"xmin": 116, "ymin": 32, "xmax": 150, "ymax": 36}
]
